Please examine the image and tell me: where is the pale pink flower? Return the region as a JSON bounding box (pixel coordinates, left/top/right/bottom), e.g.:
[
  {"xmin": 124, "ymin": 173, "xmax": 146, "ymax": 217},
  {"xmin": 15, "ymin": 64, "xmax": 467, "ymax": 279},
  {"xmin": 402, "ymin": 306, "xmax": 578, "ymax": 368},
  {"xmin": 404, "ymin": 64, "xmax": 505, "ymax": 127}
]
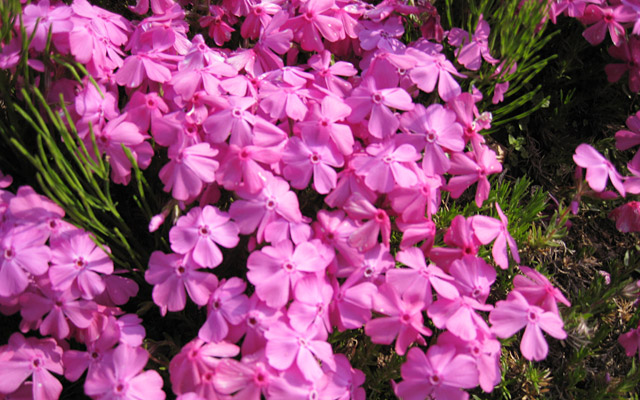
[
  {"xmin": 609, "ymin": 201, "xmax": 640, "ymax": 232},
  {"xmin": 0, "ymin": 225, "xmax": 51, "ymax": 297}
]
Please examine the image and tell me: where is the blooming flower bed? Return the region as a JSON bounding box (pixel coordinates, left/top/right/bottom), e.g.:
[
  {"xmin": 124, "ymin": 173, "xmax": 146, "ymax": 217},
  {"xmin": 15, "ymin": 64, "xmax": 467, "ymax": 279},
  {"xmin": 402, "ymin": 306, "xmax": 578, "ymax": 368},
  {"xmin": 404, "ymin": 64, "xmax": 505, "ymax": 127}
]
[{"xmin": 1, "ymin": 0, "xmax": 640, "ymax": 399}]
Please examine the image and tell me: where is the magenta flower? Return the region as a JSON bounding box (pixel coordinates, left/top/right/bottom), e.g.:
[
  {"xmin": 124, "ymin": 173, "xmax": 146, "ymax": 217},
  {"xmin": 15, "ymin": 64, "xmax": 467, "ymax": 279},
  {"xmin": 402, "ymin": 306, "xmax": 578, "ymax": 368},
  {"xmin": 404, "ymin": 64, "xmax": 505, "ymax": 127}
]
[
  {"xmin": 169, "ymin": 338, "xmax": 239, "ymax": 397},
  {"xmin": 356, "ymin": 140, "xmax": 420, "ymax": 193},
  {"xmin": 364, "ymin": 283, "xmax": 431, "ymax": 356},
  {"xmin": 387, "ymin": 246, "xmax": 459, "ymax": 306},
  {"xmin": 344, "ymin": 193, "xmax": 391, "ymax": 252},
  {"xmin": 408, "ymin": 47, "xmax": 466, "ymax": 102},
  {"xmin": 346, "ymin": 75, "xmax": 414, "ymax": 139},
  {"xmin": 394, "ymin": 345, "xmax": 479, "ymax": 400},
  {"xmin": 169, "ymin": 206, "xmax": 240, "ymax": 269},
  {"xmin": 448, "ymin": 15, "xmax": 498, "ymax": 70},
  {"xmin": 358, "ymin": 17, "xmax": 404, "ymax": 51},
  {"xmin": 214, "ymin": 355, "xmax": 275, "ymax": 399},
  {"xmin": 609, "ymin": 201, "xmax": 640, "ymax": 233},
  {"xmin": 21, "ymin": 0, "xmax": 74, "ymax": 52},
  {"xmin": 615, "ymin": 110, "xmax": 640, "ymax": 151},
  {"xmin": 159, "ymin": 143, "xmax": 219, "ymax": 202},
  {"xmin": 247, "ymin": 239, "xmax": 330, "ymax": 308},
  {"xmin": 296, "ymin": 95, "xmax": 355, "ymax": 156},
  {"xmin": 0, "ymin": 225, "xmax": 51, "ymax": 297},
  {"xmin": 490, "ymin": 290, "xmax": 567, "ymax": 361},
  {"xmin": 448, "ymin": 255, "xmax": 496, "ymax": 303},
  {"xmin": 447, "ymin": 144, "xmax": 503, "ymax": 207},
  {"xmin": 619, "ymin": 321, "xmax": 640, "ymax": 358},
  {"xmin": 20, "ymin": 280, "xmax": 96, "ymax": 340},
  {"xmin": 283, "ymin": 0, "xmax": 344, "ymax": 52},
  {"xmin": 282, "ymin": 132, "xmax": 345, "ymax": 194},
  {"xmin": 401, "ymin": 103, "xmax": 465, "ymax": 175},
  {"xmin": 265, "ymin": 320, "xmax": 336, "ymax": 381},
  {"xmin": 84, "ymin": 344, "xmax": 166, "ymax": 400},
  {"xmin": 582, "ymin": 4, "xmax": 635, "ymax": 47},
  {"xmin": 49, "ymin": 230, "xmax": 113, "ymax": 300},
  {"xmin": 330, "ymin": 272, "xmax": 377, "ymax": 330},
  {"xmin": 428, "ymin": 294, "xmax": 492, "ymax": 342},
  {"xmin": 0, "ymin": 333, "xmax": 64, "ymax": 400},
  {"xmin": 229, "ymin": 173, "xmax": 303, "ymax": 242},
  {"xmin": 199, "ymin": 277, "xmax": 249, "ymax": 343},
  {"xmin": 513, "ymin": 266, "xmax": 571, "ymax": 315},
  {"xmin": 573, "ymin": 143, "xmax": 626, "ymax": 196},
  {"xmin": 145, "ymin": 251, "xmax": 217, "ymax": 316},
  {"xmin": 471, "ymin": 202, "xmax": 520, "ymax": 269}
]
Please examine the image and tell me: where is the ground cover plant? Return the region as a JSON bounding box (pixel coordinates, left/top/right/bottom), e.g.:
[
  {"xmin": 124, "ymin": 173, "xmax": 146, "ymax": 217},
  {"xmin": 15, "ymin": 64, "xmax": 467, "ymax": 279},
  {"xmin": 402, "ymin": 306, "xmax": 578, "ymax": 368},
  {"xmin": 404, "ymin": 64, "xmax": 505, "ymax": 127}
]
[{"xmin": 1, "ymin": 0, "xmax": 640, "ymax": 399}]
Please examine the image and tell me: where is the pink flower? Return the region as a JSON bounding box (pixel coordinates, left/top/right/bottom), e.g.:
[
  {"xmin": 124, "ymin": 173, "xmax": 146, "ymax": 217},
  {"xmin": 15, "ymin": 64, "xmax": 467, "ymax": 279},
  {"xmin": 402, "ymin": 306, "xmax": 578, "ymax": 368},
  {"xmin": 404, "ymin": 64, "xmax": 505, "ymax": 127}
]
[
  {"xmin": 401, "ymin": 103, "xmax": 464, "ymax": 175},
  {"xmin": 0, "ymin": 333, "xmax": 64, "ymax": 400},
  {"xmin": 0, "ymin": 225, "xmax": 51, "ymax": 297},
  {"xmin": 619, "ymin": 321, "xmax": 640, "ymax": 358},
  {"xmin": 471, "ymin": 203, "xmax": 520, "ymax": 269},
  {"xmin": 581, "ymin": 4, "xmax": 635, "ymax": 47},
  {"xmin": 355, "ymin": 140, "xmax": 420, "ymax": 193},
  {"xmin": 214, "ymin": 354, "xmax": 275, "ymax": 399},
  {"xmin": 159, "ymin": 143, "xmax": 219, "ymax": 202},
  {"xmin": 49, "ymin": 230, "xmax": 113, "ymax": 300},
  {"xmin": 145, "ymin": 251, "xmax": 217, "ymax": 316},
  {"xmin": 84, "ymin": 344, "xmax": 166, "ymax": 400},
  {"xmin": 609, "ymin": 201, "xmax": 640, "ymax": 232},
  {"xmin": 513, "ymin": 266, "xmax": 571, "ymax": 315},
  {"xmin": 573, "ymin": 143, "xmax": 626, "ymax": 196},
  {"xmin": 394, "ymin": 345, "xmax": 479, "ymax": 400},
  {"xmin": 447, "ymin": 144, "xmax": 503, "ymax": 207},
  {"xmin": 448, "ymin": 15, "xmax": 498, "ymax": 71},
  {"xmin": 364, "ymin": 283, "xmax": 431, "ymax": 356},
  {"xmin": 169, "ymin": 339, "xmax": 239, "ymax": 397},
  {"xmin": 199, "ymin": 277, "xmax": 249, "ymax": 343},
  {"xmin": 265, "ymin": 320, "xmax": 336, "ymax": 381},
  {"xmin": 20, "ymin": 280, "xmax": 96, "ymax": 340},
  {"xmin": 386, "ymin": 246, "xmax": 459, "ymax": 306},
  {"xmin": 344, "ymin": 193, "xmax": 391, "ymax": 252},
  {"xmin": 229, "ymin": 173, "xmax": 303, "ymax": 242},
  {"xmin": 346, "ymin": 75, "xmax": 414, "ymax": 139},
  {"xmin": 615, "ymin": 110, "xmax": 640, "ymax": 150},
  {"xmin": 21, "ymin": 0, "xmax": 73, "ymax": 52},
  {"xmin": 490, "ymin": 290, "xmax": 567, "ymax": 361},
  {"xmin": 247, "ymin": 239, "xmax": 330, "ymax": 308},
  {"xmin": 282, "ymin": 132, "xmax": 344, "ymax": 194},
  {"xmin": 169, "ymin": 206, "xmax": 240, "ymax": 269},
  {"xmin": 283, "ymin": 0, "xmax": 344, "ymax": 52}
]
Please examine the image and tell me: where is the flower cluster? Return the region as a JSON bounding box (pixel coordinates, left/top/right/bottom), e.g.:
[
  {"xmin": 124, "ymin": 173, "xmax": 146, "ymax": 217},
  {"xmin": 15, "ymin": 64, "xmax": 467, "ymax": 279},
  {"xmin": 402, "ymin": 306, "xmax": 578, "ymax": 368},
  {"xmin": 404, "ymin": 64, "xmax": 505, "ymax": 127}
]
[{"xmin": 0, "ymin": 0, "xmax": 574, "ymax": 399}]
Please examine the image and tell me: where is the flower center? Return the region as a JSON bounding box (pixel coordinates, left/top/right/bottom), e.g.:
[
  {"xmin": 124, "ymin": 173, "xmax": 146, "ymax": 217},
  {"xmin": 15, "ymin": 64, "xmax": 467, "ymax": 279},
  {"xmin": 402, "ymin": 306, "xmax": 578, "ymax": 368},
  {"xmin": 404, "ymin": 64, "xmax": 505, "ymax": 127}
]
[
  {"xmin": 283, "ymin": 262, "xmax": 294, "ymax": 272},
  {"xmin": 199, "ymin": 225, "xmax": 210, "ymax": 236},
  {"xmin": 527, "ymin": 310, "xmax": 539, "ymax": 323},
  {"xmin": 374, "ymin": 210, "xmax": 386, "ymax": 222},
  {"xmin": 32, "ymin": 358, "xmax": 41, "ymax": 369},
  {"xmin": 75, "ymin": 257, "xmax": 86, "ymax": 269},
  {"xmin": 372, "ymin": 92, "xmax": 383, "ymax": 104},
  {"xmin": 310, "ymin": 153, "xmax": 321, "ymax": 164},
  {"xmin": 232, "ymin": 108, "xmax": 243, "ymax": 118},
  {"xmin": 429, "ymin": 374, "xmax": 441, "ymax": 386},
  {"xmin": 426, "ymin": 130, "xmax": 437, "ymax": 143},
  {"xmin": 401, "ymin": 313, "xmax": 411, "ymax": 323},
  {"xmin": 265, "ymin": 198, "xmax": 277, "ymax": 210},
  {"xmin": 177, "ymin": 265, "xmax": 186, "ymax": 275},
  {"xmin": 3, "ymin": 247, "xmax": 15, "ymax": 260},
  {"xmin": 146, "ymin": 98, "xmax": 156, "ymax": 108}
]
